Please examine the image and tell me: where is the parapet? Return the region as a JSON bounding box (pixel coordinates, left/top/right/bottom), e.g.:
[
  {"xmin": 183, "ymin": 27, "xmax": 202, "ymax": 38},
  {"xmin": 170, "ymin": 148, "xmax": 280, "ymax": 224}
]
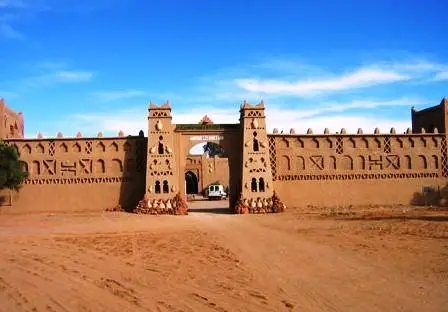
[
  {"xmin": 148, "ymin": 100, "xmax": 172, "ymax": 118},
  {"xmin": 240, "ymin": 100, "xmax": 265, "ymax": 110},
  {"xmin": 271, "ymin": 127, "xmax": 441, "ymax": 136},
  {"xmin": 149, "ymin": 100, "xmax": 171, "ymax": 110},
  {"xmin": 26, "ymin": 130, "xmax": 145, "ymax": 140}
]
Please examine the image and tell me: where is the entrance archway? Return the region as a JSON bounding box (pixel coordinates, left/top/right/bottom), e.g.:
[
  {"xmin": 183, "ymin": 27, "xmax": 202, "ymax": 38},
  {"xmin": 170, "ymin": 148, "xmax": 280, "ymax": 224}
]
[
  {"xmin": 185, "ymin": 171, "xmax": 199, "ymax": 194},
  {"xmin": 176, "ymin": 119, "xmax": 241, "ymax": 210}
]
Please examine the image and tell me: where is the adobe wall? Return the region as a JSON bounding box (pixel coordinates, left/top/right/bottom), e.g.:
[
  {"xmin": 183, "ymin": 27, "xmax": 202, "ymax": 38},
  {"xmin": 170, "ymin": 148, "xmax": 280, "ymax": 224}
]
[
  {"xmin": 1, "ymin": 98, "xmax": 447, "ymax": 214},
  {"xmin": 0, "ymin": 99, "xmax": 24, "ymax": 139},
  {"xmin": 269, "ymin": 132, "xmax": 448, "ymax": 207},
  {"xmin": 1, "ymin": 136, "xmax": 147, "ymax": 214},
  {"xmin": 185, "ymin": 154, "xmax": 230, "ymax": 193}
]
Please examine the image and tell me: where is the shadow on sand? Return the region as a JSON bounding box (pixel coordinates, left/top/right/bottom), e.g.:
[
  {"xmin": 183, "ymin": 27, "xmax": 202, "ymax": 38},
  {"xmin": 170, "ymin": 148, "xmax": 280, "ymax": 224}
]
[
  {"xmin": 187, "ymin": 207, "xmax": 233, "ymax": 214},
  {"xmin": 341, "ymin": 214, "xmax": 448, "ymax": 222}
]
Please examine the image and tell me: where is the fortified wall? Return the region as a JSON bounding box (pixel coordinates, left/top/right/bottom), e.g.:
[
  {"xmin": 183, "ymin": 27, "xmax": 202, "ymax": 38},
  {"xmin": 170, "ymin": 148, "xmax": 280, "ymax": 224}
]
[
  {"xmin": 0, "ymin": 132, "xmax": 147, "ymax": 213},
  {"xmin": 270, "ymin": 98, "xmax": 448, "ymax": 207},
  {"xmin": 0, "ymin": 97, "xmax": 447, "ymax": 213}
]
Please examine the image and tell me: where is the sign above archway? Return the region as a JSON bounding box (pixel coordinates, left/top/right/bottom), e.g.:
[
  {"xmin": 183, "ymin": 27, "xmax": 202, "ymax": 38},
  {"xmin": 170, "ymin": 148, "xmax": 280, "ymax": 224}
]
[{"xmin": 189, "ymin": 135, "xmax": 224, "ymax": 141}]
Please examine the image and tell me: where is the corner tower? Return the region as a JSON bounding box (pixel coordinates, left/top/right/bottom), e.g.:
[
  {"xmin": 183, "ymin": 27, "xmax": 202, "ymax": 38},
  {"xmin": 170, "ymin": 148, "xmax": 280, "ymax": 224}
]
[
  {"xmin": 145, "ymin": 101, "xmax": 180, "ymax": 201},
  {"xmin": 0, "ymin": 99, "xmax": 24, "ymax": 139},
  {"xmin": 238, "ymin": 101, "xmax": 277, "ymax": 210}
]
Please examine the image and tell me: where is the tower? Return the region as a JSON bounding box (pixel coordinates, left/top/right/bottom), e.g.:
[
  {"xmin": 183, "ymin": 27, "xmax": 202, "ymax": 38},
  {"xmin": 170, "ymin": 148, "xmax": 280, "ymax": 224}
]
[
  {"xmin": 0, "ymin": 99, "xmax": 24, "ymax": 139},
  {"xmin": 238, "ymin": 100, "xmax": 276, "ymax": 209},
  {"xmin": 145, "ymin": 101, "xmax": 179, "ymax": 201}
]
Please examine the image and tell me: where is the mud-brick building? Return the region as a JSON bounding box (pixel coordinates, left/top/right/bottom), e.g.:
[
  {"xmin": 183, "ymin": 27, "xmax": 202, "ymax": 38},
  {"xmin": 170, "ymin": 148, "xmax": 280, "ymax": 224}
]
[{"xmin": 0, "ymin": 97, "xmax": 447, "ymax": 214}]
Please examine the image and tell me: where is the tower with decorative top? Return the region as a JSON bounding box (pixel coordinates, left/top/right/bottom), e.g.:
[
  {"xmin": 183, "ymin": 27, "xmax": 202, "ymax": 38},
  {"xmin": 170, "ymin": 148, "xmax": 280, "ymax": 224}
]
[
  {"xmin": 139, "ymin": 101, "xmax": 185, "ymax": 213},
  {"xmin": 235, "ymin": 100, "xmax": 284, "ymax": 213}
]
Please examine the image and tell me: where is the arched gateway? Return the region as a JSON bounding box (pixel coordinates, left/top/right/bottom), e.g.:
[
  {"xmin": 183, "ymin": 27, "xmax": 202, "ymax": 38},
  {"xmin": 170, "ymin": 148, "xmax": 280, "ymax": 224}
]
[
  {"xmin": 185, "ymin": 171, "xmax": 199, "ymax": 194},
  {"xmin": 143, "ymin": 100, "xmax": 284, "ymax": 213}
]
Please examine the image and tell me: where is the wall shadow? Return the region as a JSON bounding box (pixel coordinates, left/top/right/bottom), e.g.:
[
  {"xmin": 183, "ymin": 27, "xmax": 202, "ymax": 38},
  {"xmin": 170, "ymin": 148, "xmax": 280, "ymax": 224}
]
[
  {"xmin": 0, "ymin": 194, "xmax": 6, "ymax": 206},
  {"xmin": 118, "ymin": 132, "xmax": 147, "ymax": 212},
  {"xmin": 185, "ymin": 170, "xmax": 199, "ymax": 194},
  {"xmin": 410, "ymin": 184, "xmax": 448, "ymax": 207},
  {"xmin": 187, "ymin": 206, "xmax": 233, "ymax": 214},
  {"xmin": 342, "ymin": 214, "xmax": 448, "ymax": 222}
]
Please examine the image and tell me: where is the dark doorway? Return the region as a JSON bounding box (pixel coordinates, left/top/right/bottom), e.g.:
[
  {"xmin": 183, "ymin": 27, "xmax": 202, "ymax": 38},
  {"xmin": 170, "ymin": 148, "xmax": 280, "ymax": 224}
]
[{"xmin": 185, "ymin": 171, "xmax": 199, "ymax": 194}]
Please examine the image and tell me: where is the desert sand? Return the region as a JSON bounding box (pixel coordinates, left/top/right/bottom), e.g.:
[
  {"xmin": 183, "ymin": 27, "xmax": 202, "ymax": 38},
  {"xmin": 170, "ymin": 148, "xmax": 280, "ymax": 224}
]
[{"xmin": 0, "ymin": 201, "xmax": 447, "ymax": 312}]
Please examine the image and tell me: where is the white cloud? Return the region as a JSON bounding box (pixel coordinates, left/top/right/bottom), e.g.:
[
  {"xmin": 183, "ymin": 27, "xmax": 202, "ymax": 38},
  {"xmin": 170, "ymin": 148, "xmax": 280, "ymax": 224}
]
[
  {"xmin": 55, "ymin": 71, "xmax": 92, "ymax": 82},
  {"xmin": 0, "ymin": 23, "xmax": 23, "ymax": 38},
  {"xmin": 303, "ymin": 97, "xmax": 426, "ymax": 116},
  {"xmin": 433, "ymin": 71, "xmax": 448, "ymax": 81},
  {"xmin": 93, "ymin": 89, "xmax": 148, "ymax": 102},
  {"xmin": 22, "ymin": 69, "xmax": 94, "ymax": 87},
  {"xmin": 67, "ymin": 107, "xmax": 239, "ymax": 137},
  {"xmin": 21, "ymin": 57, "xmax": 446, "ymax": 138},
  {"xmin": 36, "ymin": 60, "xmax": 68, "ymax": 70},
  {"xmin": 0, "ymin": 0, "xmax": 27, "ymax": 9},
  {"xmin": 235, "ymin": 67, "xmax": 410, "ymax": 96},
  {"xmin": 45, "ymin": 97, "xmax": 421, "ymax": 139},
  {"xmin": 390, "ymin": 61, "xmax": 439, "ymax": 72},
  {"xmin": 266, "ymin": 114, "xmax": 410, "ymax": 135},
  {"xmin": 0, "ymin": 90, "xmax": 18, "ymax": 99},
  {"xmin": 0, "ymin": 0, "xmax": 114, "ymax": 40}
]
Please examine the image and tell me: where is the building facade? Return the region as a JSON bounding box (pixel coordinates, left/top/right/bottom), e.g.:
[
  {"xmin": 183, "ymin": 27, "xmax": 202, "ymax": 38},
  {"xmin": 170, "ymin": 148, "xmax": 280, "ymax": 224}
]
[{"xmin": 0, "ymin": 98, "xmax": 447, "ymax": 213}]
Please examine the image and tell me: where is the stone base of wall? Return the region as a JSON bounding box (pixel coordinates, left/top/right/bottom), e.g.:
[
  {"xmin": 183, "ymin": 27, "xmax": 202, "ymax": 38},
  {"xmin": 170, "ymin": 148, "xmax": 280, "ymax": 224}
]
[
  {"xmin": 233, "ymin": 191, "xmax": 286, "ymax": 214},
  {"xmin": 133, "ymin": 193, "xmax": 188, "ymax": 215}
]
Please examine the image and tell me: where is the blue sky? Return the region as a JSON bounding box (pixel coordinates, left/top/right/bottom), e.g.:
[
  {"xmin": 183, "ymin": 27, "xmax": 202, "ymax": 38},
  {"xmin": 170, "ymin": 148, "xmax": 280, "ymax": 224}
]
[{"xmin": 1, "ymin": 0, "xmax": 447, "ymax": 143}]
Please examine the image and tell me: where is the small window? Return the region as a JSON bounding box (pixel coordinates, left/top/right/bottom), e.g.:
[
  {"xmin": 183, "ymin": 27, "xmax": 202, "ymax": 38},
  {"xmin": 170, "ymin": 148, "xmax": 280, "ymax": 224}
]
[
  {"xmin": 155, "ymin": 181, "xmax": 161, "ymax": 193},
  {"xmin": 253, "ymin": 132, "xmax": 259, "ymax": 152},
  {"xmin": 158, "ymin": 142, "xmax": 164, "ymax": 154},
  {"xmin": 163, "ymin": 180, "xmax": 169, "ymax": 193},
  {"xmin": 259, "ymin": 178, "xmax": 265, "ymax": 192},
  {"xmin": 251, "ymin": 178, "xmax": 257, "ymax": 192}
]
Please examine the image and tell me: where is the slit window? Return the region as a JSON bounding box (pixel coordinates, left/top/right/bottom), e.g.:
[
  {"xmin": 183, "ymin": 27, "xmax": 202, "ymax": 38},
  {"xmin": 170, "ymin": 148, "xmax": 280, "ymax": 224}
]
[
  {"xmin": 253, "ymin": 131, "xmax": 259, "ymax": 152},
  {"xmin": 259, "ymin": 178, "xmax": 265, "ymax": 192},
  {"xmin": 163, "ymin": 180, "xmax": 169, "ymax": 193},
  {"xmin": 158, "ymin": 142, "xmax": 164, "ymax": 154},
  {"xmin": 251, "ymin": 178, "xmax": 258, "ymax": 192}
]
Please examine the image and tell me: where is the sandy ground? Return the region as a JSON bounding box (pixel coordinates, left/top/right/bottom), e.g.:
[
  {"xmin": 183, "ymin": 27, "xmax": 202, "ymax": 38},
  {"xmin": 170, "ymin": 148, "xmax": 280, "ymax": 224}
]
[{"xmin": 0, "ymin": 201, "xmax": 447, "ymax": 312}]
